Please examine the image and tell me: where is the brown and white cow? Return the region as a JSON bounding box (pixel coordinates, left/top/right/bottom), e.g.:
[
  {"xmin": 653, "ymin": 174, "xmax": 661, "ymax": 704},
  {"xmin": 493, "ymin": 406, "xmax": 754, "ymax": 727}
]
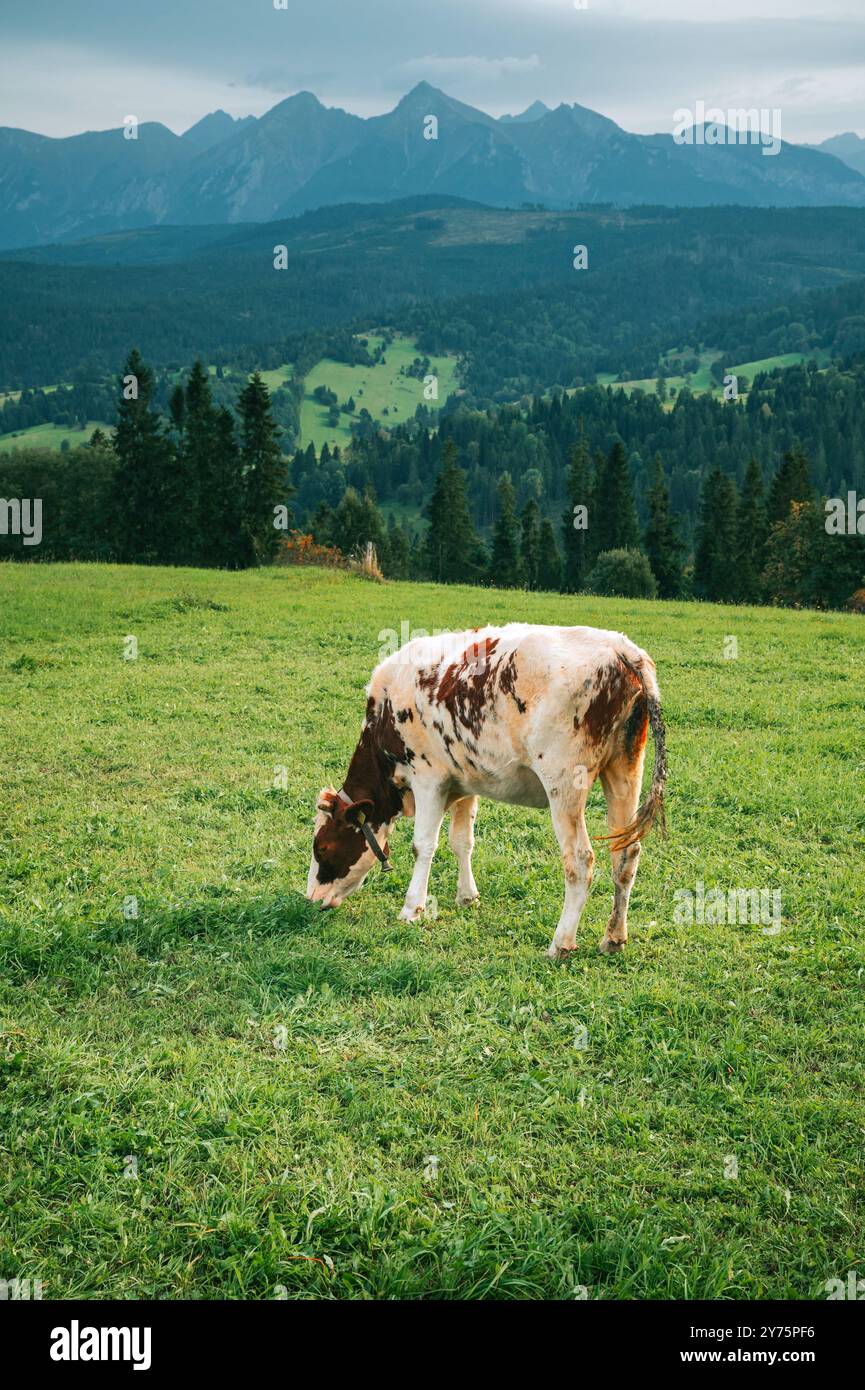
[{"xmin": 307, "ymin": 623, "xmax": 667, "ymax": 955}]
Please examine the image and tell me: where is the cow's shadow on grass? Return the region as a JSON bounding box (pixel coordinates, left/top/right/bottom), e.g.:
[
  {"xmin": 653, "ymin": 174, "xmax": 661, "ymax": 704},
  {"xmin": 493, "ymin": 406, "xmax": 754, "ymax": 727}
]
[{"xmin": 90, "ymin": 885, "xmax": 459, "ymax": 1000}]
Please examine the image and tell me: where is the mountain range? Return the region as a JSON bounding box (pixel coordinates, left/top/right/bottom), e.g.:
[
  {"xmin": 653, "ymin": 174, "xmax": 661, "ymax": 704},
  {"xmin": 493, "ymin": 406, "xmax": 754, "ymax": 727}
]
[{"xmin": 2, "ymin": 83, "xmax": 865, "ymax": 250}]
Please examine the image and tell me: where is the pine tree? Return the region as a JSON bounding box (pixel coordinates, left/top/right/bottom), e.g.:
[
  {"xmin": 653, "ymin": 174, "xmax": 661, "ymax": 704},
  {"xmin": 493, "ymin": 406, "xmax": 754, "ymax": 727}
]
[
  {"xmin": 538, "ymin": 517, "xmax": 562, "ymax": 591},
  {"xmin": 520, "ymin": 496, "xmax": 541, "ymax": 589},
  {"xmin": 168, "ymin": 384, "xmax": 185, "ymax": 435},
  {"xmin": 594, "ymin": 441, "xmax": 640, "ymax": 556},
  {"xmin": 358, "ymin": 486, "xmax": 386, "ymax": 559},
  {"xmin": 735, "ymin": 455, "xmax": 768, "ymax": 603},
  {"xmin": 643, "ymin": 452, "xmax": 684, "ymax": 598},
  {"xmin": 383, "ymin": 521, "xmax": 412, "ymax": 579},
  {"xmin": 332, "ymin": 488, "xmax": 367, "ymax": 553},
  {"xmin": 424, "ymin": 439, "xmax": 483, "ymax": 583},
  {"xmin": 768, "ymin": 445, "xmax": 812, "ymax": 523},
  {"xmin": 311, "ymin": 501, "xmax": 336, "ymax": 545},
  {"xmin": 762, "ymin": 500, "xmax": 818, "ymax": 607},
  {"xmin": 561, "ymin": 435, "xmax": 590, "ymax": 592},
  {"xmin": 237, "ymin": 372, "xmax": 285, "ymax": 565},
  {"xmin": 694, "ymin": 466, "xmax": 739, "ymax": 601},
  {"xmin": 489, "ymin": 473, "xmax": 521, "ymax": 588},
  {"xmin": 178, "ymin": 359, "xmax": 212, "ymax": 565},
  {"xmin": 208, "ymin": 406, "xmax": 248, "ymax": 567},
  {"xmin": 112, "ymin": 348, "xmax": 177, "ymax": 563}
]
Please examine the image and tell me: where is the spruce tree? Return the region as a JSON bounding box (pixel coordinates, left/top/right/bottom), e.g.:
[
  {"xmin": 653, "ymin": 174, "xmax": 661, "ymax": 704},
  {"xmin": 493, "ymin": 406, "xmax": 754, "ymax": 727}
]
[
  {"xmin": 694, "ymin": 466, "xmax": 739, "ymax": 601},
  {"xmin": 768, "ymin": 445, "xmax": 812, "ymax": 523},
  {"xmin": 112, "ymin": 348, "xmax": 176, "ymax": 563},
  {"xmin": 489, "ymin": 473, "xmax": 521, "ymax": 588},
  {"xmin": 520, "ymin": 496, "xmax": 541, "ymax": 589},
  {"xmin": 332, "ymin": 487, "xmax": 382, "ymax": 555},
  {"xmin": 806, "ymin": 504, "xmax": 865, "ymax": 609},
  {"xmin": 735, "ymin": 455, "xmax": 768, "ymax": 603},
  {"xmin": 424, "ymin": 439, "xmax": 482, "ymax": 583},
  {"xmin": 208, "ymin": 406, "xmax": 248, "ymax": 568},
  {"xmin": 358, "ymin": 486, "xmax": 386, "ymax": 559},
  {"xmin": 383, "ymin": 521, "xmax": 412, "ymax": 579},
  {"xmin": 538, "ymin": 517, "xmax": 562, "ymax": 592},
  {"xmin": 561, "ymin": 435, "xmax": 590, "ymax": 592},
  {"xmin": 311, "ymin": 501, "xmax": 336, "ymax": 546},
  {"xmin": 594, "ymin": 441, "xmax": 640, "ymax": 555},
  {"xmin": 762, "ymin": 501, "xmax": 818, "ymax": 607},
  {"xmin": 237, "ymin": 372, "xmax": 285, "ymax": 565},
  {"xmin": 643, "ymin": 452, "xmax": 684, "ymax": 598},
  {"xmin": 178, "ymin": 359, "xmax": 212, "ymax": 565}
]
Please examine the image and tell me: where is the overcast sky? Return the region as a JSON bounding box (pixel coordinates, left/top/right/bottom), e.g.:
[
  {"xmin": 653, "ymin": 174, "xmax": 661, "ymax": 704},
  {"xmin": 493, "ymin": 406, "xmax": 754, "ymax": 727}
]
[{"xmin": 1, "ymin": 0, "xmax": 863, "ymax": 144}]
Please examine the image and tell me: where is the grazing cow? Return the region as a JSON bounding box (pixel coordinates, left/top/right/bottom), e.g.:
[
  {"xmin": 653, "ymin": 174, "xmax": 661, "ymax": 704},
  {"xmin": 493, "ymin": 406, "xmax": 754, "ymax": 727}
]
[{"xmin": 307, "ymin": 624, "xmax": 666, "ymax": 955}]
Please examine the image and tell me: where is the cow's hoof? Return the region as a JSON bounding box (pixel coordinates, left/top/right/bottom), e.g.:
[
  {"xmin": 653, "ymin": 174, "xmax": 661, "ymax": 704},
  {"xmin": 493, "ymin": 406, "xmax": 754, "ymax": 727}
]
[
  {"xmin": 547, "ymin": 943, "xmax": 576, "ymax": 961},
  {"xmin": 399, "ymin": 904, "xmax": 424, "ymax": 922},
  {"xmin": 456, "ymin": 891, "xmax": 480, "ymax": 907},
  {"xmin": 598, "ymin": 935, "xmax": 626, "ymax": 954}
]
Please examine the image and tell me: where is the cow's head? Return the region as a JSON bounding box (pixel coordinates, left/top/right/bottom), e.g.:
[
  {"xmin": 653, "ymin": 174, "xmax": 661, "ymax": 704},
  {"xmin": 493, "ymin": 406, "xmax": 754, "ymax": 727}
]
[{"xmin": 306, "ymin": 787, "xmax": 391, "ymax": 908}]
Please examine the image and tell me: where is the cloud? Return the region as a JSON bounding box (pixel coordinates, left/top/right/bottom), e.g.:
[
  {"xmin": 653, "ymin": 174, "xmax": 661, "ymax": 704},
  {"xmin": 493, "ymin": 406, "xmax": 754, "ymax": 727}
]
[
  {"xmin": 1, "ymin": 3, "xmax": 863, "ymax": 143},
  {"xmin": 244, "ymin": 67, "xmax": 336, "ymax": 93},
  {"xmin": 397, "ymin": 54, "xmax": 542, "ymax": 83}
]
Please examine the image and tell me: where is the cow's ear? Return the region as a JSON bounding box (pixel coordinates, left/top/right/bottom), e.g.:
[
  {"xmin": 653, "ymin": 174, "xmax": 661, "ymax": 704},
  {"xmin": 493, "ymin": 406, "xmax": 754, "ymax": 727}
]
[
  {"xmin": 317, "ymin": 788, "xmax": 338, "ymax": 815},
  {"xmin": 341, "ymin": 798, "xmax": 374, "ymax": 827}
]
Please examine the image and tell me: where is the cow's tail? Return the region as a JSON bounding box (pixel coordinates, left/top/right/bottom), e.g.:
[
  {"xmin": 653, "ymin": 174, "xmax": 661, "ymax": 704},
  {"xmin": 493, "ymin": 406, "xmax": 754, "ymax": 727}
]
[{"xmin": 597, "ymin": 653, "xmax": 668, "ymax": 854}]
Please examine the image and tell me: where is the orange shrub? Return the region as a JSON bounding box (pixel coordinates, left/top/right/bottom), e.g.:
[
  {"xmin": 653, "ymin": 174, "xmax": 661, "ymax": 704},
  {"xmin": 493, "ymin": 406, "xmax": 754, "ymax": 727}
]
[{"xmin": 275, "ymin": 531, "xmax": 345, "ymax": 568}]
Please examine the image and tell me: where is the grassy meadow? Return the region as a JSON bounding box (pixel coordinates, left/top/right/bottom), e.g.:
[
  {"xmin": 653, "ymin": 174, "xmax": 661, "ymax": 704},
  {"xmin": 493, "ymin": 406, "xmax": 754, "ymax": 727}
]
[
  {"xmin": 595, "ymin": 348, "xmax": 831, "ymax": 402},
  {"xmin": 299, "ymin": 334, "xmax": 460, "ymax": 450},
  {"xmin": 0, "ymin": 422, "xmax": 107, "ymax": 454},
  {"xmin": 1, "ymin": 562, "xmax": 863, "ymax": 1299}
]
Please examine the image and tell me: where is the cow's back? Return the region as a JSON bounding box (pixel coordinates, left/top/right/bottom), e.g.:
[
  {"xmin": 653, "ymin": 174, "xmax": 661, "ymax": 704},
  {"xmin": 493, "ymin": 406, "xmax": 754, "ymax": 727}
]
[{"xmin": 367, "ymin": 624, "xmax": 656, "ymax": 804}]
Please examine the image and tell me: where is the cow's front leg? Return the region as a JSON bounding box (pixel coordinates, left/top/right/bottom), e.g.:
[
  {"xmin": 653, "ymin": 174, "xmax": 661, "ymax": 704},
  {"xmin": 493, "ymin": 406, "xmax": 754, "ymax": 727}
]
[
  {"xmin": 448, "ymin": 795, "xmax": 480, "ymax": 905},
  {"xmin": 399, "ymin": 784, "xmax": 448, "ymax": 922},
  {"xmin": 545, "ymin": 797, "xmax": 594, "ymax": 959}
]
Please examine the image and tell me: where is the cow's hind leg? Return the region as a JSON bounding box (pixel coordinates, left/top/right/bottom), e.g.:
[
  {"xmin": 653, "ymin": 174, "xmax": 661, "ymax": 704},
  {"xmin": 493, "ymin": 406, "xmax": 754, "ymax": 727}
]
[
  {"xmin": 448, "ymin": 795, "xmax": 480, "ymax": 905},
  {"xmin": 599, "ymin": 756, "xmax": 644, "ymax": 953},
  {"xmin": 545, "ymin": 794, "xmax": 595, "ymax": 959}
]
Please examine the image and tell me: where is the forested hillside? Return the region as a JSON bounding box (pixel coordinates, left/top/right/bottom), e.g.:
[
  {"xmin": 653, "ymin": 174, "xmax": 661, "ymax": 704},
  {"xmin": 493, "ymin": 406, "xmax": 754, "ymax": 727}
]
[
  {"xmin": 3, "ymin": 201, "xmax": 865, "ymax": 395},
  {"xmin": 321, "ymin": 359, "xmax": 865, "ymax": 538},
  {"xmin": 4, "ymin": 347, "xmax": 863, "ymax": 614}
]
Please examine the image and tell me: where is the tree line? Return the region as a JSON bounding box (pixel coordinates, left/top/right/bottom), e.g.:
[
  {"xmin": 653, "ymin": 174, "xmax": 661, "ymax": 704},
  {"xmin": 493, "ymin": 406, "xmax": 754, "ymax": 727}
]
[
  {"xmin": 307, "ymin": 434, "xmax": 864, "ymax": 610},
  {"xmin": 2, "ymin": 348, "xmax": 862, "ymax": 610},
  {"xmin": 0, "ymin": 350, "xmax": 290, "ymax": 567}
]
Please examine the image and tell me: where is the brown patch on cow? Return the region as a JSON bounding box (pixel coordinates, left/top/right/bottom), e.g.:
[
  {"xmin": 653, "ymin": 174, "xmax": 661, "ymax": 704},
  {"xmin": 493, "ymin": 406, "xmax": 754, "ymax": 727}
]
[
  {"xmin": 313, "ymin": 696, "xmax": 417, "ymax": 882},
  {"xmin": 624, "ymin": 693, "xmax": 648, "ymax": 763},
  {"xmin": 442, "ymin": 732, "xmax": 461, "ymax": 768},
  {"xmin": 396, "ymin": 707, "xmax": 414, "ymax": 724},
  {"xmin": 580, "ymin": 658, "xmax": 642, "ymax": 746},
  {"xmin": 418, "ymin": 638, "xmax": 502, "ymax": 739},
  {"xmin": 498, "ymin": 651, "xmax": 527, "ymax": 713},
  {"xmin": 313, "ymin": 805, "xmax": 367, "ymax": 884},
  {"xmin": 374, "ymin": 697, "xmax": 415, "ymax": 768},
  {"xmin": 316, "ymin": 697, "xmax": 411, "ymax": 872}
]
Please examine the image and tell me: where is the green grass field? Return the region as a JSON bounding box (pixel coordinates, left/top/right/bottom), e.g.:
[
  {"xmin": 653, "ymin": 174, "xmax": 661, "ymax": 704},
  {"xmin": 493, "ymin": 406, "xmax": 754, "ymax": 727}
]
[
  {"xmin": 0, "ymin": 421, "xmax": 108, "ymax": 454},
  {"xmin": 1, "ymin": 564, "xmax": 863, "ymax": 1300},
  {"xmin": 300, "ymin": 334, "xmax": 460, "ymax": 451},
  {"xmin": 596, "ymin": 349, "xmax": 831, "ymax": 403}
]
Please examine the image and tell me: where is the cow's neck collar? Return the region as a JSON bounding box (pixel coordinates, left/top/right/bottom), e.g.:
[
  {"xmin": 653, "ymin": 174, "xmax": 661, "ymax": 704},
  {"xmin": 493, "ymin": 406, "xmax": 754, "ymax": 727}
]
[{"xmin": 335, "ymin": 787, "xmax": 394, "ymax": 872}]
